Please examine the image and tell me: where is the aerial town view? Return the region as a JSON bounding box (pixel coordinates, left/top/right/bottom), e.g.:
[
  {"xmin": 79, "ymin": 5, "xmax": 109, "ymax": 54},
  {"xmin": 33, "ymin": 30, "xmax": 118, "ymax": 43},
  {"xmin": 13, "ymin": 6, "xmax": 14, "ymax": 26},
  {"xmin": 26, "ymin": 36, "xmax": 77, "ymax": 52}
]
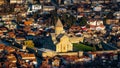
[{"xmin": 0, "ymin": 0, "xmax": 120, "ymax": 68}]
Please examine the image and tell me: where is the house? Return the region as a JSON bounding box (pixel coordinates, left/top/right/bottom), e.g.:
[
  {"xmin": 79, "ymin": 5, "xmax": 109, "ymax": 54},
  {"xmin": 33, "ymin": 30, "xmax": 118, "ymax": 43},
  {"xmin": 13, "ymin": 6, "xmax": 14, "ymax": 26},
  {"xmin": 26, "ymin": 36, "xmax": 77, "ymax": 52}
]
[
  {"xmin": 2, "ymin": 16, "xmax": 10, "ymax": 21},
  {"xmin": 19, "ymin": 12, "xmax": 27, "ymax": 17},
  {"xmin": 114, "ymin": 11, "xmax": 120, "ymax": 19},
  {"xmin": 87, "ymin": 19, "xmax": 105, "ymax": 30},
  {"xmin": 93, "ymin": 5, "xmax": 102, "ymax": 12},
  {"xmin": 32, "ymin": 4, "xmax": 42, "ymax": 11},
  {"xmin": 75, "ymin": 56, "xmax": 91, "ymax": 62},
  {"xmin": 0, "ymin": 31, "xmax": 3, "ymax": 37},
  {"xmin": 20, "ymin": 53, "xmax": 37, "ymax": 65},
  {"xmin": 77, "ymin": 6, "xmax": 84, "ymax": 13},
  {"xmin": 87, "ymin": 19, "xmax": 103, "ymax": 26},
  {"xmin": 43, "ymin": 6, "xmax": 55, "ymax": 12},
  {"xmin": 2, "ymin": 15, "xmax": 15, "ymax": 21},
  {"xmin": 57, "ymin": 8, "xmax": 67, "ymax": 13},
  {"xmin": 15, "ymin": 37, "xmax": 25, "ymax": 44},
  {"xmin": 24, "ymin": 21, "xmax": 32, "ymax": 26},
  {"xmin": 4, "ymin": 46, "xmax": 15, "ymax": 53},
  {"xmin": 64, "ymin": 0, "xmax": 72, "ymax": 5},
  {"xmin": 14, "ymin": 5, "xmax": 23, "ymax": 12},
  {"xmin": 52, "ymin": 57, "xmax": 60, "ymax": 67},
  {"xmin": 5, "ymin": 22, "xmax": 17, "ymax": 30},
  {"xmin": 28, "ymin": 4, "xmax": 42, "ymax": 13},
  {"xmin": 10, "ymin": 0, "xmax": 24, "ymax": 4},
  {"xmin": 0, "ymin": 0, "xmax": 5, "ymax": 5},
  {"xmin": 44, "ymin": 0, "xmax": 51, "ymax": 3},
  {"xmin": 69, "ymin": 25, "xmax": 81, "ymax": 32},
  {"xmin": 23, "ymin": 26, "xmax": 31, "ymax": 32},
  {"xmin": 0, "ymin": 44, "xmax": 5, "ymax": 52},
  {"xmin": 27, "ymin": 0, "xmax": 34, "ymax": 4},
  {"xmin": 8, "ymin": 31, "xmax": 16, "ymax": 38},
  {"xmin": 117, "ymin": 41, "xmax": 120, "ymax": 48},
  {"xmin": 73, "ymin": 0, "xmax": 80, "ymax": 4},
  {"xmin": 20, "ymin": 53, "xmax": 36, "ymax": 60},
  {"xmin": 88, "ymin": 52, "xmax": 97, "ymax": 60},
  {"xmin": 0, "ymin": 27, "xmax": 8, "ymax": 32},
  {"xmin": 27, "ymin": 31, "xmax": 36, "ymax": 36},
  {"xmin": 7, "ymin": 54, "xmax": 17, "ymax": 63},
  {"xmin": 106, "ymin": 19, "xmax": 119, "ymax": 24}
]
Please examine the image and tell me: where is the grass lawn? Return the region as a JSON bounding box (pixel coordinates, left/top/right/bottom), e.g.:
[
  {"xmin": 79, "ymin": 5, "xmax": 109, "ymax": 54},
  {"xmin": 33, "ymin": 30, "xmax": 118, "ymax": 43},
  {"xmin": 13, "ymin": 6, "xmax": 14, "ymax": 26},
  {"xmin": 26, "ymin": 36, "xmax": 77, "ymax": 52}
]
[{"xmin": 73, "ymin": 43, "xmax": 94, "ymax": 51}]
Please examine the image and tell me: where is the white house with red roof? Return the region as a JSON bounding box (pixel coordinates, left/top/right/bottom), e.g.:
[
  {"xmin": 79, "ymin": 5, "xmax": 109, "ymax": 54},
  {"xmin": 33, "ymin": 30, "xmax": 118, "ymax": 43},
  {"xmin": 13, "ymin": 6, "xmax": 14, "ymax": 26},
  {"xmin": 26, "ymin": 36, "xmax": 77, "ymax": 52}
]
[{"xmin": 87, "ymin": 19, "xmax": 105, "ymax": 31}]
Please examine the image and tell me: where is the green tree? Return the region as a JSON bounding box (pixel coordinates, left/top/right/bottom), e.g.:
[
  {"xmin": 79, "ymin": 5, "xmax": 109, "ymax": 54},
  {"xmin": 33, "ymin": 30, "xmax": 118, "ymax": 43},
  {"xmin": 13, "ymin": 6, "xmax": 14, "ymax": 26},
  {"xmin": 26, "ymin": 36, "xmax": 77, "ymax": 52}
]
[
  {"xmin": 86, "ymin": 24, "xmax": 90, "ymax": 28},
  {"xmin": 93, "ymin": 44, "xmax": 96, "ymax": 51},
  {"xmin": 103, "ymin": 18, "xmax": 107, "ymax": 25},
  {"xmin": 67, "ymin": 15, "xmax": 76, "ymax": 26},
  {"xmin": 60, "ymin": 13, "xmax": 68, "ymax": 25},
  {"xmin": 24, "ymin": 40, "xmax": 34, "ymax": 48},
  {"xmin": 60, "ymin": 13, "xmax": 76, "ymax": 27},
  {"xmin": 106, "ymin": 11, "xmax": 114, "ymax": 19},
  {"xmin": 51, "ymin": 10, "xmax": 58, "ymax": 26},
  {"xmin": 73, "ymin": 43, "xmax": 94, "ymax": 51},
  {"xmin": 79, "ymin": 17, "xmax": 87, "ymax": 26}
]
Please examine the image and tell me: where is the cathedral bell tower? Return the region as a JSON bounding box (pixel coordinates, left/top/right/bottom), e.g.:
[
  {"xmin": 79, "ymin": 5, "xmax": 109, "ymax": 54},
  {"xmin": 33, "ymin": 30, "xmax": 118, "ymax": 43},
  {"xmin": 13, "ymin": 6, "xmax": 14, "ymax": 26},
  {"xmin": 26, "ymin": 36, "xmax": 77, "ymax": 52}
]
[{"xmin": 55, "ymin": 18, "xmax": 64, "ymax": 35}]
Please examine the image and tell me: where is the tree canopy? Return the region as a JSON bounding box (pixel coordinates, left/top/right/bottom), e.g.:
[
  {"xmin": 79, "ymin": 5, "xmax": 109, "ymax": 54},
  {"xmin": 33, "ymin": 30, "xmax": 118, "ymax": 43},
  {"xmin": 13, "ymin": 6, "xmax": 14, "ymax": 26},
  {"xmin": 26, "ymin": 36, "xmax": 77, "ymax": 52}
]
[
  {"xmin": 78, "ymin": 17, "xmax": 87, "ymax": 26},
  {"xmin": 73, "ymin": 43, "xmax": 94, "ymax": 51},
  {"xmin": 106, "ymin": 11, "xmax": 114, "ymax": 19},
  {"xmin": 60, "ymin": 13, "xmax": 76, "ymax": 27}
]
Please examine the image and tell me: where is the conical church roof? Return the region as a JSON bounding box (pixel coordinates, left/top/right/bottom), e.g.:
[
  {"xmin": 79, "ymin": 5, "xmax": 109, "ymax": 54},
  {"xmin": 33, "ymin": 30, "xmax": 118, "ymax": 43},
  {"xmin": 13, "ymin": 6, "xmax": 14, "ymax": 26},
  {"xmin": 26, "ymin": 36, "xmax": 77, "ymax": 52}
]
[{"xmin": 55, "ymin": 18, "xmax": 63, "ymax": 27}]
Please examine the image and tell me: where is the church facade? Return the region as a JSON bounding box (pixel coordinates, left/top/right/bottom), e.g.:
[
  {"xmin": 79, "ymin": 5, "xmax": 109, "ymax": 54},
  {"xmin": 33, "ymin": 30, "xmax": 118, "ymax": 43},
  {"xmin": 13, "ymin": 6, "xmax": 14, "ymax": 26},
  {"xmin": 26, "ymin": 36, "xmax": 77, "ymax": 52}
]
[
  {"xmin": 52, "ymin": 18, "xmax": 73, "ymax": 52},
  {"xmin": 56, "ymin": 35, "xmax": 73, "ymax": 52}
]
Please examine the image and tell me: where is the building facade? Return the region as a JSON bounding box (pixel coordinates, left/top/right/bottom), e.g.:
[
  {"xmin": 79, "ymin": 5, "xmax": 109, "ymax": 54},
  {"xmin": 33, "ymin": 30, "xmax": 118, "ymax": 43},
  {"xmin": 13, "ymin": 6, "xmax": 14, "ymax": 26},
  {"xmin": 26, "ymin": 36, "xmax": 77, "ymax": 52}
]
[{"xmin": 52, "ymin": 18, "xmax": 73, "ymax": 52}]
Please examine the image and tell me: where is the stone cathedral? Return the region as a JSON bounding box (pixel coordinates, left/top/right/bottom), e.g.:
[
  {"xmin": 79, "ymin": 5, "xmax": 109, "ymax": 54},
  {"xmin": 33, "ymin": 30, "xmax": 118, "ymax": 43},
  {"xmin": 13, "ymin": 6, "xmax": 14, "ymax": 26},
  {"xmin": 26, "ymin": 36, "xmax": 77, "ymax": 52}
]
[{"xmin": 51, "ymin": 18, "xmax": 73, "ymax": 52}]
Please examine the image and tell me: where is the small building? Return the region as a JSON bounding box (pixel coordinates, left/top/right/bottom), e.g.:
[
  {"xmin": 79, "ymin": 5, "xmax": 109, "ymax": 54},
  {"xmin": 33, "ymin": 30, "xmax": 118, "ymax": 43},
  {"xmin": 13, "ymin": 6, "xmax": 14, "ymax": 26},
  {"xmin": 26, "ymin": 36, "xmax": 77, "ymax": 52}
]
[
  {"xmin": 4, "ymin": 46, "xmax": 15, "ymax": 53},
  {"xmin": 0, "ymin": 44, "xmax": 5, "ymax": 52},
  {"xmin": 0, "ymin": 0, "xmax": 5, "ymax": 5},
  {"xmin": 10, "ymin": 0, "xmax": 24, "ymax": 4},
  {"xmin": 77, "ymin": 6, "xmax": 84, "ymax": 13},
  {"xmin": 88, "ymin": 52, "xmax": 97, "ymax": 60},
  {"xmin": 27, "ymin": 31, "xmax": 36, "ymax": 36},
  {"xmin": 114, "ymin": 11, "xmax": 120, "ymax": 19},
  {"xmin": 5, "ymin": 23, "xmax": 17, "ymax": 30},
  {"xmin": 7, "ymin": 54, "xmax": 17, "ymax": 63},
  {"xmin": 40, "ymin": 48, "xmax": 57, "ymax": 57},
  {"xmin": 57, "ymin": 8, "xmax": 67, "ymax": 13},
  {"xmin": 69, "ymin": 25, "xmax": 81, "ymax": 32},
  {"xmin": 24, "ymin": 21, "xmax": 32, "ymax": 26},
  {"xmin": 0, "ymin": 27, "xmax": 8, "ymax": 32},
  {"xmin": 15, "ymin": 37, "xmax": 25, "ymax": 44},
  {"xmin": 87, "ymin": 19, "xmax": 105, "ymax": 30},
  {"xmin": 64, "ymin": 0, "xmax": 72, "ymax": 5},
  {"xmin": 32, "ymin": 4, "xmax": 42, "ymax": 11},
  {"xmin": 43, "ymin": 6, "xmax": 55, "ymax": 12},
  {"xmin": 106, "ymin": 19, "xmax": 119, "ymax": 24},
  {"xmin": 8, "ymin": 32, "xmax": 16, "ymax": 38},
  {"xmin": 20, "ymin": 53, "xmax": 37, "ymax": 66},
  {"xmin": 52, "ymin": 57, "xmax": 60, "ymax": 67}
]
